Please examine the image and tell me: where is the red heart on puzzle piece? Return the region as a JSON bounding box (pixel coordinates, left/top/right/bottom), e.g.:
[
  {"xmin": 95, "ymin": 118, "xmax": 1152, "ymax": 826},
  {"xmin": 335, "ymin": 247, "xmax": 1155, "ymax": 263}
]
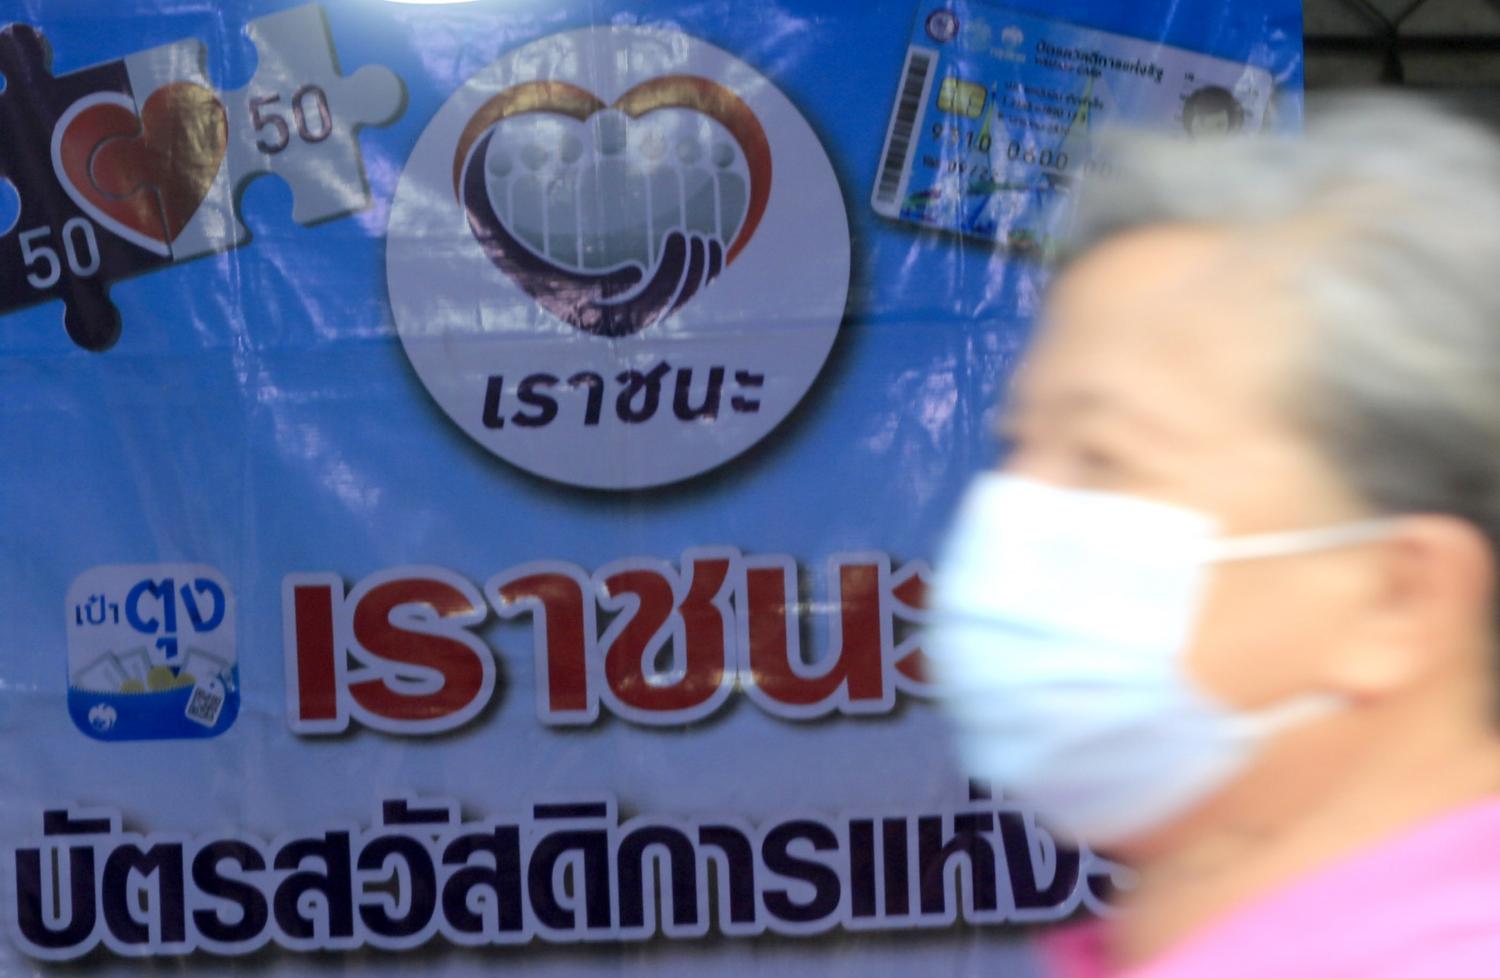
[{"xmin": 57, "ymin": 82, "xmax": 227, "ymax": 253}]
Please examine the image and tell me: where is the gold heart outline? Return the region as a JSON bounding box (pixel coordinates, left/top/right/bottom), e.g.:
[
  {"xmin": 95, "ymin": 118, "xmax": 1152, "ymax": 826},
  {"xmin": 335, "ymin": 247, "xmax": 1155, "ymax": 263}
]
[{"xmin": 450, "ymin": 76, "xmax": 771, "ymax": 266}]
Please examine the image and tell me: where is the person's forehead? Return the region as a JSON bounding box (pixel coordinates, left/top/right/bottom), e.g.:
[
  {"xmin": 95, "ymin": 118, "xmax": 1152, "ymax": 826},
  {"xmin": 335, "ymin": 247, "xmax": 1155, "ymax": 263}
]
[
  {"xmin": 1051, "ymin": 226, "xmax": 1253, "ymax": 317},
  {"xmin": 1020, "ymin": 227, "xmax": 1310, "ymax": 419}
]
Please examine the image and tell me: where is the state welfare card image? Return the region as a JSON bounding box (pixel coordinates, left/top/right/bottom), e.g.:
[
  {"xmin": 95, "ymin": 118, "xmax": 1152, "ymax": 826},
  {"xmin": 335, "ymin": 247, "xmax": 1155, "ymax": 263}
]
[{"xmin": 871, "ymin": 0, "xmax": 1274, "ymax": 252}]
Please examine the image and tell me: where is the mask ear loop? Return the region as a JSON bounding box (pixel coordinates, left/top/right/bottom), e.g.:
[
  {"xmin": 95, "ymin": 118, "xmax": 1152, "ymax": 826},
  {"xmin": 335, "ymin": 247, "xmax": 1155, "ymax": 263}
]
[
  {"xmin": 1206, "ymin": 518, "xmax": 1401, "ymax": 564},
  {"xmin": 1227, "ymin": 689, "xmax": 1350, "ymax": 739},
  {"xmin": 1199, "ymin": 519, "xmax": 1398, "ymax": 724}
]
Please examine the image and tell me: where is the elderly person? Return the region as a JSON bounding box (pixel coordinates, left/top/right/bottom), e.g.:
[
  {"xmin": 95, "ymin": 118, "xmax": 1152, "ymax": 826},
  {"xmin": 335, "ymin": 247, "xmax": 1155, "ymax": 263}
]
[{"xmin": 928, "ymin": 95, "xmax": 1500, "ymax": 978}]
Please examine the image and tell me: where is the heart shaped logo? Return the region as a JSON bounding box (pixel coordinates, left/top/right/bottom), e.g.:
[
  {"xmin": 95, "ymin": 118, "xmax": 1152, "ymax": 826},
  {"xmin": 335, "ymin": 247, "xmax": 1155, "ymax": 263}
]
[
  {"xmin": 53, "ymin": 83, "xmax": 227, "ymax": 256},
  {"xmin": 452, "ymin": 76, "xmax": 771, "ymax": 338},
  {"xmin": 389, "ymin": 26, "xmax": 850, "ymax": 489}
]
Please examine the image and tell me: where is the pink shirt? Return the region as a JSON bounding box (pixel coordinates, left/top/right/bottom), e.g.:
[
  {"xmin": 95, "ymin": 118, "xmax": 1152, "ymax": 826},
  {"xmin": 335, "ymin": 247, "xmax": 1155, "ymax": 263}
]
[{"xmin": 1042, "ymin": 800, "xmax": 1500, "ymax": 978}]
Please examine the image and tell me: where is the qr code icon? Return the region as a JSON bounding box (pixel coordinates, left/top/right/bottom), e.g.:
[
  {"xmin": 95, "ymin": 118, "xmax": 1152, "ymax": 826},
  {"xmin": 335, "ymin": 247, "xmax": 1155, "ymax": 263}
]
[{"xmin": 184, "ymin": 681, "xmax": 226, "ymax": 728}]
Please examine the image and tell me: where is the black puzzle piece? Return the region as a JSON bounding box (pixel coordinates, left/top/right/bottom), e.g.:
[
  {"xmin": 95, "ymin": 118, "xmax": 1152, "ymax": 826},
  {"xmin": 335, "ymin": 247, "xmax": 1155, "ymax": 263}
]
[{"xmin": 0, "ymin": 24, "xmax": 171, "ymax": 351}]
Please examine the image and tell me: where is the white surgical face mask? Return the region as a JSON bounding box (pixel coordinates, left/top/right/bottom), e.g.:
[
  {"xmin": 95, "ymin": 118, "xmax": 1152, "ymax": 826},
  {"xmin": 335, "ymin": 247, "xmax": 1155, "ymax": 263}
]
[{"xmin": 926, "ymin": 473, "xmax": 1394, "ymax": 848}]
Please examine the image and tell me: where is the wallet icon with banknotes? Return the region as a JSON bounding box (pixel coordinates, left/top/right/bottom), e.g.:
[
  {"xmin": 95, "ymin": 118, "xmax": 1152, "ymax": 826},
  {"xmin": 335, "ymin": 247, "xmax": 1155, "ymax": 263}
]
[{"xmin": 65, "ymin": 564, "xmax": 239, "ymax": 741}]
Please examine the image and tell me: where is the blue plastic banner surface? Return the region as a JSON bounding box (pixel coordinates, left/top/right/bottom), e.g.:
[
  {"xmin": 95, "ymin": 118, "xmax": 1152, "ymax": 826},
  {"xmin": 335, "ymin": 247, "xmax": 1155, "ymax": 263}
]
[{"xmin": 0, "ymin": 0, "xmax": 1301, "ymax": 974}]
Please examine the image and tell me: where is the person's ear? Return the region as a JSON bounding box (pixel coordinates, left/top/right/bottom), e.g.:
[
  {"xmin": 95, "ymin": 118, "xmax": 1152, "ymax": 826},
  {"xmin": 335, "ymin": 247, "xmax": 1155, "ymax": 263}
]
[{"xmin": 1323, "ymin": 515, "xmax": 1494, "ymax": 699}]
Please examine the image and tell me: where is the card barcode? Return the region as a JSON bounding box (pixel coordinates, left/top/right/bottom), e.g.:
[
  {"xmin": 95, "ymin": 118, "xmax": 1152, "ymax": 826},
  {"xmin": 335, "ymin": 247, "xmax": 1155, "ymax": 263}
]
[{"xmin": 874, "ymin": 48, "xmax": 936, "ymax": 206}]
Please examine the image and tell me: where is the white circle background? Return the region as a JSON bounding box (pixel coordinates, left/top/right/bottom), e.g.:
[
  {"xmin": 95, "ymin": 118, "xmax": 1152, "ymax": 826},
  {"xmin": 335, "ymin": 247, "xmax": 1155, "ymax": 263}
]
[{"xmin": 387, "ymin": 27, "xmax": 852, "ymax": 489}]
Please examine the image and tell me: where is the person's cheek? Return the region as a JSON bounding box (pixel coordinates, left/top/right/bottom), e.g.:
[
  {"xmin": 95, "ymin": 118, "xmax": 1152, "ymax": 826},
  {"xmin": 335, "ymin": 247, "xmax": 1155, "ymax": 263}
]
[{"xmin": 1183, "ymin": 561, "xmax": 1327, "ymax": 708}]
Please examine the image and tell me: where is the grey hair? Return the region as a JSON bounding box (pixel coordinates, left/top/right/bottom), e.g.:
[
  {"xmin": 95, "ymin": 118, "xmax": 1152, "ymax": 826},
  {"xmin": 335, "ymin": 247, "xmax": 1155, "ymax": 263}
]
[{"xmin": 1064, "ymin": 93, "xmax": 1500, "ymax": 563}]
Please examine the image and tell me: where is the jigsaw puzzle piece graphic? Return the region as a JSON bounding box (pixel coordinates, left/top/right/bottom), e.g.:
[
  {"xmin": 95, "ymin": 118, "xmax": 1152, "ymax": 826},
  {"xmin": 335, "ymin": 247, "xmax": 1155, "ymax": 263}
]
[
  {"xmin": 126, "ymin": 4, "xmax": 405, "ymax": 261},
  {"xmin": 0, "ymin": 24, "xmax": 170, "ymax": 350},
  {"xmin": 0, "ymin": 4, "xmax": 403, "ymax": 349}
]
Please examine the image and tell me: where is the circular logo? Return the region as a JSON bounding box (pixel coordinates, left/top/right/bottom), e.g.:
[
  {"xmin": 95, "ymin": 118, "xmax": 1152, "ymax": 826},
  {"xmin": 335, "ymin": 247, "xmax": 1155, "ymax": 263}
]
[
  {"xmin": 1001, "ymin": 25, "xmax": 1025, "ymax": 48},
  {"xmin": 387, "ymin": 27, "xmax": 851, "ymax": 489},
  {"xmin": 926, "ymin": 10, "xmax": 960, "ymax": 43},
  {"xmin": 88, "ymin": 703, "xmax": 118, "ymax": 733}
]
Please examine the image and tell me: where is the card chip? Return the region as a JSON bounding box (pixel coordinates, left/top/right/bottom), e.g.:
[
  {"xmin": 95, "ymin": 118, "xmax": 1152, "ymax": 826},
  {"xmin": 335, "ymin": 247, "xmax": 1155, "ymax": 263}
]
[
  {"xmin": 873, "ymin": 47, "xmax": 936, "ymax": 207},
  {"xmin": 937, "ymin": 77, "xmax": 986, "ymax": 118}
]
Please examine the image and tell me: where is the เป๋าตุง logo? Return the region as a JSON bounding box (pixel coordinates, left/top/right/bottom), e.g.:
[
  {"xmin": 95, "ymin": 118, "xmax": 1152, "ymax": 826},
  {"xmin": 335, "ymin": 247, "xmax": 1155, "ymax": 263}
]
[
  {"xmin": 65, "ymin": 564, "xmax": 238, "ymax": 741},
  {"xmin": 386, "ymin": 27, "xmax": 851, "ymax": 490}
]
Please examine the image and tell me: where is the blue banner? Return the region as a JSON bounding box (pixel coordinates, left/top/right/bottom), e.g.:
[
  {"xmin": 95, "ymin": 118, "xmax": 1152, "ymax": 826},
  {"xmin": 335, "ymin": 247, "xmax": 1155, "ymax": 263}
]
[{"xmin": 0, "ymin": 0, "xmax": 1301, "ymax": 974}]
